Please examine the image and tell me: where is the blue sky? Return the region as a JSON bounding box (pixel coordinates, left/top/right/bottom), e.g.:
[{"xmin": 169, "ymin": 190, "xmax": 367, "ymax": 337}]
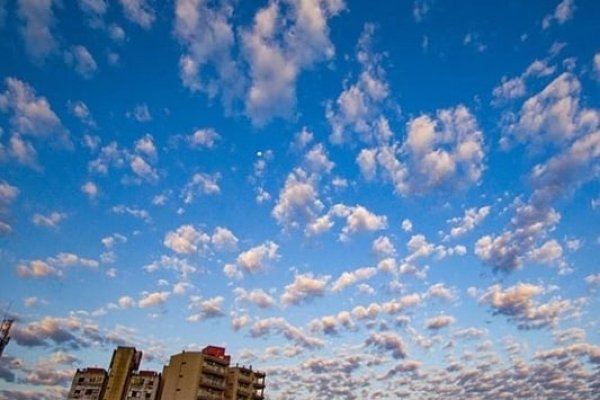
[{"xmin": 1, "ymin": 0, "xmax": 600, "ymax": 398}]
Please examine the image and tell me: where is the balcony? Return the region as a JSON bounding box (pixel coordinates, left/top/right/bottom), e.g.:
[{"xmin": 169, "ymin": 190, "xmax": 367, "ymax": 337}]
[
  {"xmin": 200, "ymin": 376, "xmax": 226, "ymax": 391},
  {"xmin": 202, "ymin": 363, "xmax": 226, "ymax": 377},
  {"xmin": 196, "ymin": 391, "xmax": 222, "ymax": 400}
]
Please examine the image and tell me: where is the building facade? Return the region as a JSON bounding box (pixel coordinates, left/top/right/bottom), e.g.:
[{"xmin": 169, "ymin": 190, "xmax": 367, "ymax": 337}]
[
  {"xmin": 160, "ymin": 346, "xmax": 231, "ymax": 400},
  {"xmin": 66, "ymin": 345, "xmax": 265, "ymax": 400},
  {"xmin": 125, "ymin": 370, "xmax": 161, "ymax": 400},
  {"xmin": 225, "ymin": 366, "xmax": 266, "ymax": 400},
  {"xmin": 67, "ymin": 368, "xmax": 108, "ymax": 400},
  {"xmin": 102, "ymin": 346, "xmax": 143, "ymax": 400}
]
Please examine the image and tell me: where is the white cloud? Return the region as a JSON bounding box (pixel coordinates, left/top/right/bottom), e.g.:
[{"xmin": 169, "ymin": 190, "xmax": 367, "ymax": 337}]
[
  {"xmin": 401, "ymin": 219, "xmax": 413, "ymax": 232},
  {"xmin": 427, "ymin": 283, "xmax": 456, "ymax": 301},
  {"xmin": 0, "ymin": 181, "xmax": 19, "ymax": 205},
  {"xmin": 187, "ymin": 296, "xmax": 225, "ymax": 321},
  {"xmin": 130, "ymin": 155, "xmax": 158, "ymax": 181},
  {"xmin": 445, "ymin": 206, "xmax": 491, "ymax": 240},
  {"xmin": 331, "ymin": 267, "xmax": 376, "ymax": 292},
  {"xmin": 492, "ymin": 59, "xmax": 556, "ymax": 103},
  {"xmin": 182, "ymin": 172, "xmax": 221, "ymax": 203},
  {"xmin": 242, "ymin": 0, "xmax": 345, "ymax": 124},
  {"xmin": 138, "ymin": 291, "xmax": 169, "ymax": 308},
  {"xmin": 69, "ymin": 100, "xmax": 96, "ymax": 127},
  {"xmin": 372, "ymin": 235, "xmax": 396, "ymax": 258},
  {"xmin": 111, "ymin": 204, "xmax": 151, "ymax": 222},
  {"xmin": 357, "ymin": 105, "xmax": 485, "ymax": 195},
  {"xmin": 479, "ymin": 283, "xmax": 572, "ymax": 329},
  {"xmin": 16, "ymin": 252, "xmax": 99, "ymax": 279},
  {"xmin": 81, "ymin": 181, "xmax": 98, "ymax": 199},
  {"xmin": 293, "ymin": 127, "xmax": 314, "ymax": 150},
  {"xmin": 237, "ymin": 241, "xmax": 279, "ymax": 273},
  {"xmin": 16, "ymin": 260, "xmax": 59, "ymax": 278},
  {"xmin": 134, "ymin": 134, "xmax": 156, "ymax": 158},
  {"xmin": 163, "ymin": 224, "xmax": 209, "ymax": 254},
  {"xmin": 304, "ymin": 143, "xmax": 334, "ymax": 174},
  {"xmin": 223, "ymin": 263, "xmax": 242, "ymax": 280},
  {"xmin": 78, "ymin": 0, "xmax": 107, "ymax": 18},
  {"xmin": 188, "ymin": 128, "xmax": 220, "ymax": 149},
  {"xmin": 211, "ymin": 227, "xmax": 238, "ymax": 251},
  {"xmin": 327, "ymin": 24, "xmax": 391, "ymax": 144},
  {"xmin": 585, "ymin": 273, "xmax": 600, "ymax": 291},
  {"xmin": 594, "ymin": 53, "xmax": 600, "ymax": 81},
  {"xmin": 356, "ymin": 148, "xmax": 378, "ymax": 180},
  {"xmin": 174, "ymin": 0, "xmax": 242, "ymax": 108},
  {"xmin": 250, "ymin": 317, "xmax": 324, "ymax": 349},
  {"xmin": 101, "ymin": 233, "xmax": 127, "ymax": 250},
  {"xmin": 234, "ymin": 288, "xmax": 276, "ymax": 308},
  {"xmin": 117, "ymin": 295, "xmax": 135, "ymax": 309},
  {"xmin": 144, "ymin": 255, "xmax": 197, "ymax": 279},
  {"xmin": 128, "ymin": 103, "xmax": 152, "ymax": 122},
  {"xmin": 272, "ymin": 168, "xmax": 323, "ymax": 229},
  {"xmin": 402, "ymin": 105, "xmax": 485, "ymax": 193},
  {"xmin": 501, "ymin": 73, "xmax": 597, "ymax": 147},
  {"xmin": 413, "ymin": 0, "xmax": 431, "ymax": 22},
  {"xmin": 365, "ymin": 331, "xmax": 407, "ymax": 359},
  {"xmin": 64, "ymin": 45, "xmax": 97, "ymax": 79},
  {"xmin": 542, "ymin": 0, "xmax": 575, "ymax": 29},
  {"xmin": 528, "ymin": 239, "xmax": 564, "ymax": 265},
  {"xmin": 339, "ymin": 205, "xmax": 388, "ymax": 241},
  {"xmin": 17, "ymin": 0, "xmax": 59, "ymax": 62},
  {"xmin": 478, "ymin": 91, "xmax": 599, "ymax": 274},
  {"xmin": 0, "ymin": 77, "xmax": 70, "ymax": 151},
  {"xmin": 425, "ymin": 315, "xmax": 456, "ymax": 330},
  {"xmin": 31, "ymin": 212, "xmax": 67, "ymax": 228},
  {"xmin": 281, "ymin": 273, "xmax": 330, "ymax": 306},
  {"xmin": 120, "ymin": 0, "xmax": 155, "ymax": 29}
]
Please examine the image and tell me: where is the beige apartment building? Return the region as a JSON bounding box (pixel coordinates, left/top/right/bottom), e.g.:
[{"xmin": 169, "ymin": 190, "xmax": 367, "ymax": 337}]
[
  {"xmin": 102, "ymin": 346, "xmax": 143, "ymax": 400},
  {"xmin": 125, "ymin": 370, "xmax": 161, "ymax": 400},
  {"xmin": 225, "ymin": 366, "xmax": 266, "ymax": 400},
  {"xmin": 67, "ymin": 367, "xmax": 108, "ymax": 400},
  {"xmin": 160, "ymin": 346, "xmax": 230, "ymax": 400},
  {"xmin": 67, "ymin": 345, "xmax": 265, "ymax": 400}
]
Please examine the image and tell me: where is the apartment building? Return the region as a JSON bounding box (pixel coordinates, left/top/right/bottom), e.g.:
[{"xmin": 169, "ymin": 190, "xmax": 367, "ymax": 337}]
[
  {"xmin": 125, "ymin": 370, "xmax": 161, "ymax": 400},
  {"xmin": 66, "ymin": 345, "xmax": 266, "ymax": 400},
  {"xmin": 102, "ymin": 346, "xmax": 143, "ymax": 400},
  {"xmin": 225, "ymin": 366, "xmax": 266, "ymax": 400},
  {"xmin": 67, "ymin": 367, "xmax": 108, "ymax": 400},
  {"xmin": 160, "ymin": 346, "xmax": 231, "ymax": 400}
]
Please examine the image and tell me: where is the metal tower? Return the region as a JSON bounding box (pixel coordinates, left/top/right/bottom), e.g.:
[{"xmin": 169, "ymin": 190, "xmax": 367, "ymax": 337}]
[{"xmin": 0, "ymin": 319, "xmax": 13, "ymax": 358}]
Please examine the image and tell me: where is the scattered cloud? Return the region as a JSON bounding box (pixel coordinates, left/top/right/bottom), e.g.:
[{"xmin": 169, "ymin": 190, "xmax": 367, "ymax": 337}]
[
  {"xmin": 281, "ymin": 273, "xmax": 330, "ymax": 306},
  {"xmin": 119, "ymin": 0, "xmax": 155, "ymax": 29},
  {"xmin": 445, "ymin": 206, "xmax": 491, "ymax": 240},
  {"xmin": 237, "ymin": 241, "xmax": 279, "ymax": 273},
  {"xmin": 64, "ymin": 45, "xmax": 97, "ymax": 78},
  {"xmin": 331, "ymin": 267, "xmax": 376, "ymax": 292},
  {"xmin": 479, "ymin": 283, "xmax": 572, "ymax": 329},
  {"xmin": 138, "ymin": 291, "xmax": 170, "ymax": 308},
  {"xmin": 242, "ymin": 0, "xmax": 345, "ymax": 124},
  {"xmin": 31, "ymin": 212, "xmax": 67, "ymax": 228},
  {"xmin": 187, "ymin": 296, "xmax": 225, "ymax": 321},
  {"xmin": 181, "ymin": 172, "xmax": 221, "ymax": 203},
  {"xmin": 542, "ymin": 0, "xmax": 575, "ymax": 29},
  {"xmin": 17, "ymin": 0, "xmax": 59, "ymax": 62},
  {"xmin": 163, "ymin": 224, "xmax": 210, "ymax": 254},
  {"xmin": 425, "ymin": 315, "xmax": 456, "ymax": 330},
  {"xmin": 128, "ymin": 103, "xmax": 152, "ymax": 122}
]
